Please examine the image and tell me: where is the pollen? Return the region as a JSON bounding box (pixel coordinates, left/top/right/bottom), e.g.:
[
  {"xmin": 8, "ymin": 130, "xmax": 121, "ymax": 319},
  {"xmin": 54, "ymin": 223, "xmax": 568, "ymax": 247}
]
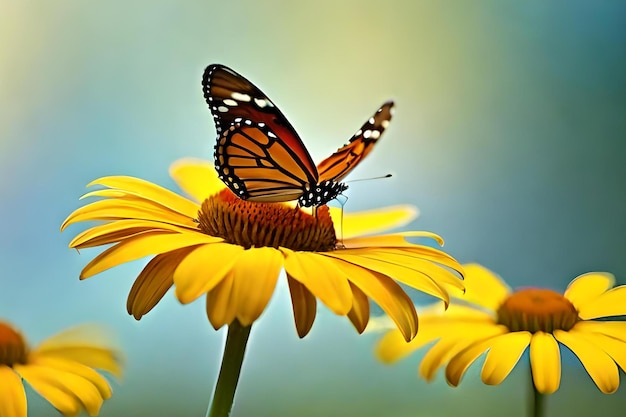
[
  {"xmin": 0, "ymin": 322, "xmax": 28, "ymax": 366},
  {"xmin": 496, "ymin": 288, "xmax": 579, "ymax": 333},
  {"xmin": 198, "ymin": 189, "xmax": 338, "ymax": 252}
]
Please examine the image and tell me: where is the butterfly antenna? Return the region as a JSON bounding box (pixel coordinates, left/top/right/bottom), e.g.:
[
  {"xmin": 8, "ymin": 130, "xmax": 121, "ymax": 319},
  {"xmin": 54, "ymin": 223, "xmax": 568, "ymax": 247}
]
[{"xmin": 345, "ymin": 173, "xmax": 392, "ymax": 183}]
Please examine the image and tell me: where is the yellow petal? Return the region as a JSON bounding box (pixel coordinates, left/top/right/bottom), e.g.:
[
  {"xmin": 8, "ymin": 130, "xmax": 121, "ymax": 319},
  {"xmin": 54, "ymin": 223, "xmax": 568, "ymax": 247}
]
[
  {"xmin": 373, "ymin": 245, "xmax": 463, "ymax": 276},
  {"xmin": 169, "ymin": 158, "xmax": 226, "ymax": 203},
  {"xmin": 481, "ymin": 331, "xmax": 531, "ymax": 385},
  {"xmin": 287, "ymin": 275, "xmax": 317, "ymax": 338},
  {"xmin": 570, "ymin": 329, "xmax": 626, "ymax": 373},
  {"xmin": 127, "ymin": 248, "xmax": 191, "ymax": 319},
  {"xmin": 231, "ymin": 247, "xmax": 283, "ymax": 326},
  {"xmin": 206, "ymin": 275, "xmax": 237, "ymax": 329},
  {"xmin": 15, "ymin": 364, "xmax": 100, "ymax": 417},
  {"xmin": 529, "ymin": 332, "xmax": 561, "ymax": 394},
  {"xmin": 330, "ymin": 205, "xmax": 418, "ymax": 239},
  {"xmin": 35, "ymin": 326, "xmax": 123, "ymax": 378},
  {"xmin": 0, "ymin": 366, "xmax": 27, "ymax": 417},
  {"xmin": 574, "ymin": 286, "xmax": 626, "ymax": 319},
  {"xmin": 554, "ymin": 329, "xmax": 619, "ymax": 394},
  {"xmin": 29, "ymin": 356, "xmax": 112, "ymax": 400},
  {"xmin": 376, "ymin": 319, "xmax": 440, "ymax": 365},
  {"xmin": 69, "ymin": 219, "xmax": 197, "ymax": 249},
  {"xmin": 457, "ymin": 264, "xmax": 510, "ymax": 311},
  {"xmin": 61, "ymin": 199, "xmax": 194, "ymax": 231},
  {"xmin": 173, "ymin": 243, "xmax": 244, "ymax": 303},
  {"xmin": 346, "ymin": 283, "xmax": 370, "ymax": 334},
  {"xmin": 324, "ymin": 251, "xmax": 449, "ymax": 306},
  {"xmin": 564, "ymin": 272, "xmax": 615, "ymax": 310},
  {"xmin": 80, "ymin": 231, "xmax": 221, "ymax": 279},
  {"xmin": 281, "ymin": 249, "xmax": 353, "ymax": 315},
  {"xmin": 572, "ymin": 321, "xmax": 626, "ymax": 343},
  {"xmin": 424, "ymin": 322, "xmax": 505, "ymax": 382},
  {"xmin": 87, "ymin": 175, "xmax": 199, "ymax": 218},
  {"xmin": 330, "ymin": 259, "xmax": 417, "ymax": 341},
  {"xmin": 343, "ymin": 232, "xmax": 444, "ymax": 248}
]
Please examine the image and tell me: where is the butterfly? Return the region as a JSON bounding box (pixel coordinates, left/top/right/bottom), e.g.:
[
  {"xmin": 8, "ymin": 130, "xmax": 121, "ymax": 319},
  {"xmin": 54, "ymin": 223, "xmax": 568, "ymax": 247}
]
[{"xmin": 202, "ymin": 64, "xmax": 394, "ymax": 207}]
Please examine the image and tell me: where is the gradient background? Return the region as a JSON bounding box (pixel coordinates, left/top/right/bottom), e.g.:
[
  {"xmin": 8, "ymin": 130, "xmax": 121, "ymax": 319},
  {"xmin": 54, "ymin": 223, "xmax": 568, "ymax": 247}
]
[{"xmin": 2, "ymin": 1, "xmax": 625, "ymax": 416}]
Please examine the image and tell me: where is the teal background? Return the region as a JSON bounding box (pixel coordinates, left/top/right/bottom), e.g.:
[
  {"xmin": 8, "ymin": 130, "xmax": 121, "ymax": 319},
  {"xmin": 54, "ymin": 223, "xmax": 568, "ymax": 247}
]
[{"xmin": 1, "ymin": 1, "xmax": 625, "ymax": 416}]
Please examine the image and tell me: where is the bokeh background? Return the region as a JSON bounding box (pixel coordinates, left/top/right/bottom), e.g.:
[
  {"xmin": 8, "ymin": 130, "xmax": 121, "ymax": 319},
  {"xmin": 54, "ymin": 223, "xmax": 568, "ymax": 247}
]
[{"xmin": 2, "ymin": 1, "xmax": 625, "ymax": 416}]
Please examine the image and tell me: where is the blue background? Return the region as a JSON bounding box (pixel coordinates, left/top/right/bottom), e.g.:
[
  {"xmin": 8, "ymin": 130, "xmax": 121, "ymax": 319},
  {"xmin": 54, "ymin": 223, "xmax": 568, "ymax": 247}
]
[{"xmin": 1, "ymin": 1, "xmax": 625, "ymax": 416}]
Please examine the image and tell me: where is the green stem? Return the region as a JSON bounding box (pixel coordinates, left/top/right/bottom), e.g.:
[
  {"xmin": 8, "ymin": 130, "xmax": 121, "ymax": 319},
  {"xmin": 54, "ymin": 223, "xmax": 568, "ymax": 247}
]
[
  {"xmin": 207, "ymin": 320, "xmax": 252, "ymax": 417},
  {"xmin": 528, "ymin": 367, "xmax": 545, "ymax": 417}
]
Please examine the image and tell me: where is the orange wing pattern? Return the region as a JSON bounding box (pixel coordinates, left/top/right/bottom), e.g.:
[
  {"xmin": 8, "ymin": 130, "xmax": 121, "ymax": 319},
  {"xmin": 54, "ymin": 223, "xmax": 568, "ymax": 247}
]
[{"xmin": 203, "ymin": 64, "xmax": 394, "ymax": 207}]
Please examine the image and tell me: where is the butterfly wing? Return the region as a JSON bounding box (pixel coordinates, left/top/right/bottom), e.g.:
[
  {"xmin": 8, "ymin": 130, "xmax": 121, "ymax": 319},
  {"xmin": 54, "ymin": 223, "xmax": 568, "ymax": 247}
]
[
  {"xmin": 203, "ymin": 64, "xmax": 319, "ymax": 187},
  {"xmin": 317, "ymin": 100, "xmax": 394, "ymax": 183},
  {"xmin": 214, "ymin": 120, "xmax": 318, "ymax": 202}
]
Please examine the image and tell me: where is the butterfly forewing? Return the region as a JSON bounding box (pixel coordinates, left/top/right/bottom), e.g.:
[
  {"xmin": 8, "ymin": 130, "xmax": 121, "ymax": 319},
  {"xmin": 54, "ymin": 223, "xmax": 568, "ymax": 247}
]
[
  {"xmin": 317, "ymin": 101, "xmax": 394, "ymax": 183},
  {"xmin": 203, "ymin": 64, "xmax": 318, "ymax": 179}
]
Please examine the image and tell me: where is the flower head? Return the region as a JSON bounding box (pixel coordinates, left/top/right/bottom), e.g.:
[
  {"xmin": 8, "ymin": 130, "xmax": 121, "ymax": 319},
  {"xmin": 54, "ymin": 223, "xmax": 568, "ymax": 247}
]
[
  {"xmin": 61, "ymin": 158, "xmax": 463, "ymax": 341},
  {"xmin": 0, "ymin": 322, "xmax": 123, "ymax": 417},
  {"xmin": 376, "ymin": 264, "xmax": 626, "ymax": 394}
]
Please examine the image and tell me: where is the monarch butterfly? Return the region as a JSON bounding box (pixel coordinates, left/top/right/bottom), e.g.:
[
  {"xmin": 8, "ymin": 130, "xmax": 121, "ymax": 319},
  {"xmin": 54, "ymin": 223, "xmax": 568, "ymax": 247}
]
[{"xmin": 202, "ymin": 64, "xmax": 394, "ymax": 207}]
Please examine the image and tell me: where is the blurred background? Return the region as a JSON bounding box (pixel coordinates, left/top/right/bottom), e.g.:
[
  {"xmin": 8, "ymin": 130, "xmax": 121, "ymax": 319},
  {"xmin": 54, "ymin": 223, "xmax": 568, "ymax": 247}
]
[{"xmin": 1, "ymin": 1, "xmax": 625, "ymax": 416}]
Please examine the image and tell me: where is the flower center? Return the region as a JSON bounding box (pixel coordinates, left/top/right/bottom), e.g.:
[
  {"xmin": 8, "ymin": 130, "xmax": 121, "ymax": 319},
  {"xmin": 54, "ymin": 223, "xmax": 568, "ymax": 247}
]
[
  {"xmin": 0, "ymin": 322, "xmax": 28, "ymax": 366},
  {"xmin": 198, "ymin": 189, "xmax": 338, "ymax": 252},
  {"xmin": 496, "ymin": 288, "xmax": 579, "ymax": 333}
]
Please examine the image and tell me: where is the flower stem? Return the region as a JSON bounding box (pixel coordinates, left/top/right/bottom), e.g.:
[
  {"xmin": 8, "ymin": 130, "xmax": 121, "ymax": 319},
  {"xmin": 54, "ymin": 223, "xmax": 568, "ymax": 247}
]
[
  {"xmin": 528, "ymin": 368, "xmax": 545, "ymax": 417},
  {"xmin": 207, "ymin": 320, "xmax": 252, "ymax": 417}
]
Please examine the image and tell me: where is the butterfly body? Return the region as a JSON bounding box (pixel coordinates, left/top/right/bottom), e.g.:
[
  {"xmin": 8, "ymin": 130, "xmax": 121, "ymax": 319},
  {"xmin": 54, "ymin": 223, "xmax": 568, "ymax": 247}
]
[{"xmin": 203, "ymin": 64, "xmax": 394, "ymax": 207}]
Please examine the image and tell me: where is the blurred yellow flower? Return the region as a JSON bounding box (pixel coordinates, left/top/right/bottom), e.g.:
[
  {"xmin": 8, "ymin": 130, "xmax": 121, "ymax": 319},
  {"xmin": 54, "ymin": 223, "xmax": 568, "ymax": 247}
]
[
  {"xmin": 376, "ymin": 264, "xmax": 626, "ymax": 394},
  {"xmin": 61, "ymin": 158, "xmax": 463, "ymax": 341},
  {"xmin": 0, "ymin": 322, "xmax": 122, "ymax": 417}
]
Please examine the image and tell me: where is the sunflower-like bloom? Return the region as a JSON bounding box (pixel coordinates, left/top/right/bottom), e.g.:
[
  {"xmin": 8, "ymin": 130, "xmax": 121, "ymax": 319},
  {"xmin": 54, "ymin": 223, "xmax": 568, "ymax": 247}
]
[
  {"xmin": 377, "ymin": 264, "xmax": 626, "ymax": 394},
  {"xmin": 61, "ymin": 158, "xmax": 463, "ymax": 341},
  {"xmin": 0, "ymin": 322, "xmax": 123, "ymax": 417}
]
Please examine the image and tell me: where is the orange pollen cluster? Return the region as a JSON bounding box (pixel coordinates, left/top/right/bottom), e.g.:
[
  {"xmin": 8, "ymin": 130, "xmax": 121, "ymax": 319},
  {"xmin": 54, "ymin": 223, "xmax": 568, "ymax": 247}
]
[
  {"xmin": 496, "ymin": 288, "xmax": 579, "ymax": 333},
  {"xmin": 0, "ymin": 322, "xmax": 28, "ymax": 366},
  {"xmin": 198, "ymin": 189, "xmax": 337, "ymax": 252}
]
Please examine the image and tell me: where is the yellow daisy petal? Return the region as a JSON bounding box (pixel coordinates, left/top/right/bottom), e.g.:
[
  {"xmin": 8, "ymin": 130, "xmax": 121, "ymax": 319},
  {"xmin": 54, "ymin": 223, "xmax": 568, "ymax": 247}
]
[
  {"xmin": 482, "ymin": 331, "xmax": 531, "ymax": 385},
  {"xmin": 572, "ymin": 321, "xmax": 626, "ymax": 343},
  {"xmin": 458, "ymin": 264, "xmax": 510, "ymax": 311},
  {"xmin": 15, "ymin": 364, "xmax": 100, "ymax": 417},
  {"xmin": 127, "ymin": 248, "xmax": 192, "ymax": 319},
  {"xmin": 554, "ymin": 329, "xmax": 620, "ymax": 394},
  {"xmin": 69, "ymin": 219, "xmax": 197, "ymax": 249},
  {"xmin": 564, "ymin": 272, "xmax": 615, "ymax": 310},
  {"xmin": 347, "ymin": 283, "xmax": 370, "ymax": 334},
  {"xmin": 376, "ymin": 322, "xmax": 439, "ymax": 364},
  {"xmin": 330, "ymin": 205, "xmax": 418, "ymax": 239},
  {"xmin": 80, "ymin": 231, "xmax": 221, "ymax": 279},
  {"xmin": 232, "ymin": 247, "xmax": 283, "ymax": 326},
  {"xmin": 0, "ymin": 366, "xmax": 27, "ymax": 417},
  {"xmin": 87, "ymin": 175, "xmax": 199, "ymax": 218},
  {"xmin": 282, "ymin": 249, "xmax": 353, "ymax": 315},
  {"xmin": 343, "ymin": 232, "xmax": 444, "ymax": 248},
  {"xmin": 426, "ymin": 323, "xmax": 505, "ymax": 382},
  {"xmin": 173, "ymin": 243, "xmax": 245, "ymax": 304},
  {"xmin": 331, "ymin": 259, "xmax": 418, "ymax": 341},
  {"xmin": 529, "ymin": 332, "xmax": 561, "ymax": 394},
  {"xmin": 169, "ymin": 158, "xmax": 226, "ymax": 203},
  {"xmin": 571, "ymin": 329, "xmax": 626, "ymax": 373},
  {"xmin": 29, "ymin": 356, "xmax": 112, "ymax": 400},
  {"xmin": 61, "ymin": 199, "xmax": 194, "ymax": 231},
  {"xmin": 574, "ymin": 286, "xmax": 626, "ymax": 319},
  {"xmin": 206, "ymin": 275, "xmax": 237, "ymax": 329},
  {"xmin": 324, "ymin": 251, "xmax": 449, "ymax": 306},
  {"xmin": 287, "ymin": 275, "xmax": 317, "ymax": 338}
]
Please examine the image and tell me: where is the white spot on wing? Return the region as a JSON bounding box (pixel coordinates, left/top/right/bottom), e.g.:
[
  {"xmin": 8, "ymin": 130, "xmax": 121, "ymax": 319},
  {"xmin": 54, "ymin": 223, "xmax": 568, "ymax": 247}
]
[
  {"xmin": 231, "ymin": 92, "xmax": 251, "ymax": 102},
  {"xmin": 218, "ymin": 106, "xmax": 229, "ymax": 113},
  {"xmin": 363, "ymin": 130, "xmax": 372, "ymax": 139},
  {"xmin": 223, "ymin": 99, "xmax": 238, "ymax": 106},
  {"xmin": 254, "ymin": 98, "xmax": 268, "ymax": 108},
  {"xmin": 381, "ymin": 120, "xmax": 390, "ymax": 128},
  {"xmin": 369, "ymin": 117, "xmax": 375, "ymax": 124},
  {"xmin": 370, "ymin": 130, "xmax": 381, "ymax": 139}
]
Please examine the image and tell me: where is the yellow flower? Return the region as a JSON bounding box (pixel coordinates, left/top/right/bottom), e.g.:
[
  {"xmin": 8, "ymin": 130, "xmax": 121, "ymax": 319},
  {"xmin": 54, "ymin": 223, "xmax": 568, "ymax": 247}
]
[
  {"xmin": 61, "ymin": 158, "xmax": 463, "ymax": 341},
  {"xmin": 0, "ymin": 322, "xmax": 123, "ymax": 417},
  {"xmin": 376, "ymin": 264, "xmax": 626, "ymax": 394}
]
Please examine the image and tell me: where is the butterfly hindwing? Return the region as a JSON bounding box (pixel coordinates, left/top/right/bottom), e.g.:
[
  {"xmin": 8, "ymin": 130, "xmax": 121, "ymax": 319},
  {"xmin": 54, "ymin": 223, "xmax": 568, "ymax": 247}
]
[{"xmin": 317, "ymin": 101, "xmax": 394, "ymax": 183}]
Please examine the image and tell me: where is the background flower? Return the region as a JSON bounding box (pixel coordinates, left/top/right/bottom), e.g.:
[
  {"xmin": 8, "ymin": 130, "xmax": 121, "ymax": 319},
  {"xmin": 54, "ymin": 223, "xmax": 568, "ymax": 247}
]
[
  {"xmin": 0, "ymin": 322, "xmax": 123, "ymax": 417},
  {"xmin": 376, "ymin": 264, "xmax": 626, "ymax": 398}
]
